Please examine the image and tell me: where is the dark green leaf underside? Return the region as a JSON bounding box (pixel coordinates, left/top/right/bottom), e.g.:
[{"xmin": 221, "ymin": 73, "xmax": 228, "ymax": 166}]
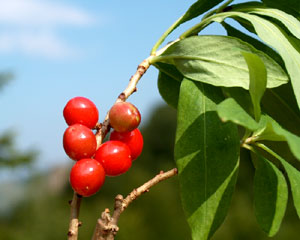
[
  {"xmin": 254, "ymin": 155, "xmax": 288, "ymax": 236},
  {"xmin": 157, "ymin": 71, "xmax": 181, "ymax": 109},
  {"xmin": 262, "ymin": 0, "xmax": 300, "ymax": 19},
  {"xmin": 269, "ymin": 150, "xmax": 300, "ymax": 218},
  {"xmin": 175, "ymin": 79, "xmax": 240, "ymax": 240},
  {"xmin": 262, "ymin": 83, "xmax": 300, "ymax": 136},
  {"xmin": 180, "ymin": 0, "xmax": 225, "ymax": 24}
]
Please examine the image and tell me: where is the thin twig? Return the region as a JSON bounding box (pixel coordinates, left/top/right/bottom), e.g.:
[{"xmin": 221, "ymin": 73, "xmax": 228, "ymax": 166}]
[
  {"xmin": 122, "ymin": 168, "xmax": 178, "ymax": 211},
  {"xmin": 95, "ymin": 57, "xmax": 151, "ymax": 149},
  {"xmin": 94, "ymin": 38, "xmax": 179, "ymax": 149},
  {"xmin": 68, "ymin": 193, "xmax": 82, "ymax": 240},
  {"xmin": 92, "ymin": 168, "xmax": 178, "ymax": 240}
]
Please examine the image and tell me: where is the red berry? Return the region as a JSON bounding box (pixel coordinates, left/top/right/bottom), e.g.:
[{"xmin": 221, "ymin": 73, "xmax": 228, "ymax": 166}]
[
  {"xmin": 63, "ymin": 96, "xmax": 99, "ymax": 129},
  {"xmin": 63, "ymin": 124, "xmax": 97, "ymax": 160},
  {"xmin": 110, "ymin": 128, "xmax": 143, "ymax": 160},
  {"xmin": 109, "ymin": 102, "xmax": 141, "ymax": 132},
  {"xmin": 94, "ymin": 140, "xmax": 132, "ymax": 176},
  {"xmin": 70, "ymin": 158, "xmax": 105, "ymax": 197}
]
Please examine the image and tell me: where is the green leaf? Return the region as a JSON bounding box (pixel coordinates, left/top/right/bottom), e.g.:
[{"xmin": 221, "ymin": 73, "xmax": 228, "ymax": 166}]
[
  {"xmin": 180, "ymin": 0, "xmax": 225, "ymax": 24},
  {"xmin": 253, "ymin": 154, "xmax": 288, "ymax": 236},
  {"xmin": 152, "ymin": 35, "xmax": 287, "ymax": 89},
  {"xmin": 261, "ymin": 146, "xmax": 300, "ymax": 218},
  {"xmin": 153, "ymin": 62, "xmax": 183, "ymax": 82},
  {"xmin": 225, "ymin": 22, "xmax": 300, "ymax": 134},
  {"xmin": 253, "ymin": 115, "xmax": 286, "ymax": 142},
  {"xmin": 262, "ymin": 0, "xmax": 300, "ymax": 19},
  {"xmin": 242, "ymin": 52, "xmax": 267, "ymax": 121},
  {"xmin": 253, "ymin": 115, "xmax": 300, "ymax": 161},
  {"xmin": 230, "ymin": 1, "xmax": 264, "ymax": 9},
  {"xmin": 234, "ymin": 7, "xmax": 300, "ymax": 40},
  {"xmin": 157, "ymin": 71, "xmax": 181, "ymax": 109},
  {"xmin": 277, "ymin": 157, "xmax": 300, "ymax": 218},
  {"xmin": 262, "ymin": 83, "xmax": 300, "ymax": 136},
  {"xmin": 203, "ymin": 11, "xmax": 300, "ymax": 109},
  {"xmin": 222, "ymin": 87, "xmax": 254, "ymax": 116},
  {"xmin": 289, "ymin": 35, "xmax": 300, "ymax": 54},
  {"xmin": 217, "ymin": 98, "xmax": 259, "ymax": 131},
  {"xmin": 151, "ymin": 0, "xmax": 224, "ymax": 53},
  {"xmin": 255, "ymin": 144, "xmax": 300, "ymax": 219},
  {"xmin": 175, "ymin": 79, "xmax": 240, "ymax": 240},
  {"xmin": 154, "ymin": 62, "xmax": 184, "ymax": 108},
  {"xmin": 224, "ymin": 23, "xmax": 285, "ymax": 68}
]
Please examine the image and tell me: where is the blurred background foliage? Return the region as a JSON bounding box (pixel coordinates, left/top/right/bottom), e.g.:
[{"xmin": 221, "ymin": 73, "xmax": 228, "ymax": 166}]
[
  {"xmin": 0, "ymin": 75, "xmax": 36, "ymax": 169},
  {"xmin": 0, "ymin": 79, "xmax": 299, "ymax": 240}
]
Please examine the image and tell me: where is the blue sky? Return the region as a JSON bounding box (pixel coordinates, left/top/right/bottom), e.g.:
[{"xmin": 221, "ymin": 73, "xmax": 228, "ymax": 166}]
[{"xmin": 0, "ymin": 0, "xmax": 231, "ymax": 175}]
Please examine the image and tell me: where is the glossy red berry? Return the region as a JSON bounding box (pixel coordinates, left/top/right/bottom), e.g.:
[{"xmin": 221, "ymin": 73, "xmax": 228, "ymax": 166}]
[
  {"xmin": 63, "ymin": 124, "xmax": 97, "ymax": 160},
  {"xmin": 94, "ymin": 140, "xmax": 132, "ymax": 176},
  {"xmin": 109, "ymin": 102, "xmax": 141, "ymax": 132},
  {"xmin": 70, "ymin": 158, "xmax": 105, "ymax": 197},
  {"xmin": 63, "ymin": 96, "xmax": 99, "ymax": 129},
  {"xmin": 110, "ymin": 128, "xmax": 143, "ymax": 160}
]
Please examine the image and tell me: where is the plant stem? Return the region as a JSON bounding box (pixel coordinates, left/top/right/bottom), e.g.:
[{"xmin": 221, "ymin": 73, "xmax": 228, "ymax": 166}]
[
  {"xmin": 122, "ymin": 168, "xmax": 178, "ymax": 210},
  {"xmin": 241, "ymin": 143, "xmax": 253, "ymax": 152},
  {"xmin": 152, "ymin": 0, "xmax": 234, "ymax": 52},
  {"xmin": 216, "ymin": 0, "xmax": 234, "ymax": 13},
  {"xmin": 95, "ymin": 57, "xmax": 151, "ymax": 149},
  {"xmin": 255, "ymin": 142, "xmax": 283, "ymax": 161},
  {"xmin": 202, "ymin": 0, "xmax": 233, "ymax": 20},
  {"xmin": 180, "ymin": 11, "xmax": 230, "ymax": 39},
  {"xmin": 91, "ymin": 168, "xmax": 178, "ymax": 240},
  {"xmin": 151, "ymin": 16, "xmax": 184, "ymax": 55},
  {"xmin": 68, "ymin": 193, "xmax": 82, "ymax": 240},
  {"xmin": 94, "ymin": 37, "xmax": 180, "ymax": 149},
  {"xmin": 244, "ymin": 142, "xmax": 287, "ymax": 166}
]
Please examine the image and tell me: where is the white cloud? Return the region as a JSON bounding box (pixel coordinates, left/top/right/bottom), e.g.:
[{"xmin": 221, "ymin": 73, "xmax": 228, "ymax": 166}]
[
  {"xmin": 0, "ymin": 0, "xmax": 94, "ymax": 26},
  {"xmin": 0, "ymin": 0, "xmax": 95, "ymax": 59},
  {"xmin": 0, "ymin": 31, "xmax": 76, "ymax": 59}
]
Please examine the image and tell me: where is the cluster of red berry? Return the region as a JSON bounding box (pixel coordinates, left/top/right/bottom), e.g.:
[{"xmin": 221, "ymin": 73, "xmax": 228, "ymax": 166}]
[{"xmin": 63, "ymin": 97, "xmax": 143, "ymax": 197}]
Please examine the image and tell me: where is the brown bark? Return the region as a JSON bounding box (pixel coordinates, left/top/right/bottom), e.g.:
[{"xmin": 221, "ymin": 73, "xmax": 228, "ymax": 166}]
[{"xmin": 92, "ymin": 168, "xmax": 178, "ymax": 240}]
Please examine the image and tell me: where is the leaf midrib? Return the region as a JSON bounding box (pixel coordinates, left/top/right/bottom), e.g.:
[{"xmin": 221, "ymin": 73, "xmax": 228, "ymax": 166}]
[
  {"xmin": 154, "ymin": 55, "xmax": 248, "ymax": 72},
  {"xmin": 201, "ymin": 83, "xmax": 208, "ymax": 225}
]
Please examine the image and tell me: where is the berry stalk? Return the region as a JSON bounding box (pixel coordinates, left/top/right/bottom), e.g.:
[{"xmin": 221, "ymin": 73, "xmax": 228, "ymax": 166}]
[{"xmin": 95, "ymin": 57, "xmax": 151, "ymax": 149}]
